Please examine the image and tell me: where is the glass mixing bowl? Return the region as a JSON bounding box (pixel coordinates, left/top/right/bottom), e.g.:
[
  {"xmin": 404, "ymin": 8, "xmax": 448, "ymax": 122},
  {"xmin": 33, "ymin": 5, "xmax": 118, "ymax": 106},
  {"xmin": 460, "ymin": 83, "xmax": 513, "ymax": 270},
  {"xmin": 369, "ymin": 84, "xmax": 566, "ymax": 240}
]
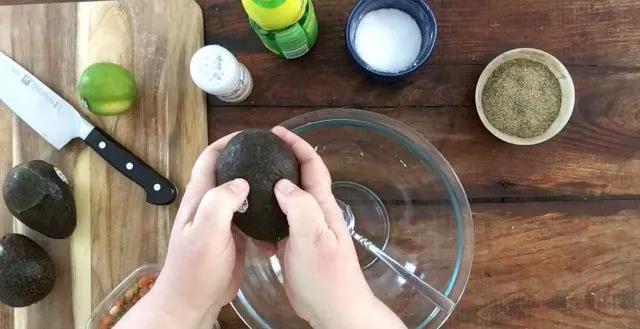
[{"xmin": 231, "ymin": 109, "xmax": 474, "ymax": 329}]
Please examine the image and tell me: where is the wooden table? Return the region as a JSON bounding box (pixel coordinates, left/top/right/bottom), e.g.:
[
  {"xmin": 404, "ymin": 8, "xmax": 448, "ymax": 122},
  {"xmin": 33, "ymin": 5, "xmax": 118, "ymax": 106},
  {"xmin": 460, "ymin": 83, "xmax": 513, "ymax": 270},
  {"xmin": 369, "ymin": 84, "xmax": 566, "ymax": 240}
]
[{"xmin": 2, "ymin": 0, "xmax": 640, "ymax": 328}]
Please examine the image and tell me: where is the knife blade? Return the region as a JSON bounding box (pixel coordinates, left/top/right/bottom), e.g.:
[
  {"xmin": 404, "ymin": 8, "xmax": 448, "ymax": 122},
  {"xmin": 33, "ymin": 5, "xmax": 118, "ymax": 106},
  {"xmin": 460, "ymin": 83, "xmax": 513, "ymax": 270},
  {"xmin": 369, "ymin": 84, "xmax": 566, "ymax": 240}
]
[{"xmin": 0, "ymin": 51, "xmax": 177, "ymax": 205}]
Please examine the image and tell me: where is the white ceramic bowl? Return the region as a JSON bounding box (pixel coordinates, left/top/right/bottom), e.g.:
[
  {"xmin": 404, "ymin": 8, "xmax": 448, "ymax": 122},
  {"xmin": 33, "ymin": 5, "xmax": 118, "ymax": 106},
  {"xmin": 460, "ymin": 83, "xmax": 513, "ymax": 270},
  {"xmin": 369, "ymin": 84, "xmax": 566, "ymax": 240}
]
[{"xmin": 475, "ymin": 48, "xmax": 575, "ymax": 145}]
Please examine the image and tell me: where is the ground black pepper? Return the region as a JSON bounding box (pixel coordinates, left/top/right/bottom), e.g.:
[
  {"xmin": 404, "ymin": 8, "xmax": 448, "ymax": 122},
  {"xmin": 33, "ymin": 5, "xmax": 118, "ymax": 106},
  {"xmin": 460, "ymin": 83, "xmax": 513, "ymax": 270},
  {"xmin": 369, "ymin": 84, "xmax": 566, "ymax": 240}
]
[{"xmin": 482, "ymin": 59, "xmax": 562, "ymax": 138}]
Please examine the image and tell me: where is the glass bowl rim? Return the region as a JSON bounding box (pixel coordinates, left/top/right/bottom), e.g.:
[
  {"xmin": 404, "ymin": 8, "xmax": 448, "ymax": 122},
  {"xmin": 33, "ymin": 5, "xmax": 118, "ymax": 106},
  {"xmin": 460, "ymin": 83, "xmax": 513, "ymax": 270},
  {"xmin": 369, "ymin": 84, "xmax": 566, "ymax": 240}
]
[{"xmin": 231, "ymin": 108, "xmax": 474, "ymax": 329}]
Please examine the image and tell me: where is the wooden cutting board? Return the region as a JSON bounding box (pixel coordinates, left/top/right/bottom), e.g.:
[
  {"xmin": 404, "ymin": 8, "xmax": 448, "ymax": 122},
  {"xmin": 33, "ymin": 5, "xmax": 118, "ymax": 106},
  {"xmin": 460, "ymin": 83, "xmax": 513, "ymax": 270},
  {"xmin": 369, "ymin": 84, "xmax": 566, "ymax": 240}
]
[{"xmin": 0, "ymin": 1, "xmax": 207, "ymax": 329}]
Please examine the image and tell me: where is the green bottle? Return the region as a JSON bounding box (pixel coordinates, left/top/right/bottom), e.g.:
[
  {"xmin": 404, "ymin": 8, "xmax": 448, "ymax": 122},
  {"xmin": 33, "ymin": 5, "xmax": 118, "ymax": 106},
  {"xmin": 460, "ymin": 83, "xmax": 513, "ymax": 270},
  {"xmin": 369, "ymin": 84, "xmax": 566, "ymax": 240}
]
[{"xmin": 241, "ymin": 0, "xmax": 319, "ymax": 59}]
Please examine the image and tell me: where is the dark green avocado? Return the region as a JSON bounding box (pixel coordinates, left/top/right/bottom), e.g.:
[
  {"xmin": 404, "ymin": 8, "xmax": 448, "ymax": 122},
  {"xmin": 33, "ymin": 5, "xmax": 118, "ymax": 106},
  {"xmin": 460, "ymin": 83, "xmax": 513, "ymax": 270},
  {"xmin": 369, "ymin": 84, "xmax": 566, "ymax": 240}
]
[
  {"xmin": 3, "ymin": 160, "xmax": 77, "ymax": 239},
  {"xmin": 216, "ymin": 129, "xmax": 300, "ymax": 242},
  {"xmin": 0, "ymin": 233, "xmax": 56, "ymax": 307}
]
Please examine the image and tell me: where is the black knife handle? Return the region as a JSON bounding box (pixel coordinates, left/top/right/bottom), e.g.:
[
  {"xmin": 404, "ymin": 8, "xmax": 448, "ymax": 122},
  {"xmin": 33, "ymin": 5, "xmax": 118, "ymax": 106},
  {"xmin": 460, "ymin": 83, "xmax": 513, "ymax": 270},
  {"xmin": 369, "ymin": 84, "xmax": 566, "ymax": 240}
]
[{"xmin": 84, "ymin": 127, "xmax": 177, "ymax": 205}]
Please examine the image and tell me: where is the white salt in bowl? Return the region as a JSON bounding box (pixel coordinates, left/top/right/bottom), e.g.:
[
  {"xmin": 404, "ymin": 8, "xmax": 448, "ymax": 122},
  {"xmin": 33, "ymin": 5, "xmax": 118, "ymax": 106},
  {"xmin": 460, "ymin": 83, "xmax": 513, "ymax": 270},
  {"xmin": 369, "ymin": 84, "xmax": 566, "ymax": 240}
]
[
  {"xmin": 475, "ymin": 48, "xmax": 575, "ymax": 145},
  {"xmin": 345, "ymin": 0, "xmax": 437, "ymax": 82}
]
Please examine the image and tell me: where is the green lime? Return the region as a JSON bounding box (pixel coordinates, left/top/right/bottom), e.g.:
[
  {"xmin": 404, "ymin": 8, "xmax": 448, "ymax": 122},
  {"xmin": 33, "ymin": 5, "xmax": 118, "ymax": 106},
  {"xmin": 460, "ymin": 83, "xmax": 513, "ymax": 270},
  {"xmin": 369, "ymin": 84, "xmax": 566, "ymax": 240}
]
[{"xmin": 77, "ymin": 62, "xmax": 137, "ymax": 116}]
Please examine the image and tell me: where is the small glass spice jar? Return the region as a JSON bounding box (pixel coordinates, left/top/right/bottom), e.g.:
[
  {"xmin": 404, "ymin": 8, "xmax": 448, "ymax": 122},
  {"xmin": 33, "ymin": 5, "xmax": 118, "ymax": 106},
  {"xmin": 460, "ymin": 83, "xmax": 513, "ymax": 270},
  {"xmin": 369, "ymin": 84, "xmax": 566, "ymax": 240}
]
[{"xmin": 190, "ymin": 45, "xmax": 253, "ymax": 103}]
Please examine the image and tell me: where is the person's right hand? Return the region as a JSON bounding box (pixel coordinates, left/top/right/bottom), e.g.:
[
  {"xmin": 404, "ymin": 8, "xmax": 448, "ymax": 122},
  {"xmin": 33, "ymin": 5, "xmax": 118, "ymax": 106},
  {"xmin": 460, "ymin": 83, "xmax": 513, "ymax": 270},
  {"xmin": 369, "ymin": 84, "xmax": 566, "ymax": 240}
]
[{"xmin": 269, "ymin": 127, "xmax": 407, "ymax": 329}]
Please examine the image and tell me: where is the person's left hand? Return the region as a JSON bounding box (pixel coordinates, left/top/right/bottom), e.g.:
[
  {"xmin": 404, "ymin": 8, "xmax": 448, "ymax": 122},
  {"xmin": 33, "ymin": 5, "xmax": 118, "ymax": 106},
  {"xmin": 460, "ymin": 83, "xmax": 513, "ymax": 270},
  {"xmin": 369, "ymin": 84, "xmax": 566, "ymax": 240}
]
[{"xmin": 153, "ymin": 132, "xmax": 249, "ymax": 322}]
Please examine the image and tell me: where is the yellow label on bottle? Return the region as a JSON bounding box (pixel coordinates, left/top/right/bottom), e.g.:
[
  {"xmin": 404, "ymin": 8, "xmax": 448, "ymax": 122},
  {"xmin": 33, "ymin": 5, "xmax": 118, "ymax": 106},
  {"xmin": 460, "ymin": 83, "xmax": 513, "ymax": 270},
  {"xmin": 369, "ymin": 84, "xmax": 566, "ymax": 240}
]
[{"xmin": 241, "ymin": 0, "xmax": 306, "ymax": 31}]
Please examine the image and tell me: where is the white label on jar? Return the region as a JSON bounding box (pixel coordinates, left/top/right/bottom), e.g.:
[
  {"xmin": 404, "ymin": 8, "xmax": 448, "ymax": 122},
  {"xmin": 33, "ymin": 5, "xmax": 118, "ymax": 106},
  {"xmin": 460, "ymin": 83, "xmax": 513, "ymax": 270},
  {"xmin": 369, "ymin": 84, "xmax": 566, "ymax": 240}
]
[{"xmin": 217, "ymin": 65, "xmax": 251, "ymax": 102}]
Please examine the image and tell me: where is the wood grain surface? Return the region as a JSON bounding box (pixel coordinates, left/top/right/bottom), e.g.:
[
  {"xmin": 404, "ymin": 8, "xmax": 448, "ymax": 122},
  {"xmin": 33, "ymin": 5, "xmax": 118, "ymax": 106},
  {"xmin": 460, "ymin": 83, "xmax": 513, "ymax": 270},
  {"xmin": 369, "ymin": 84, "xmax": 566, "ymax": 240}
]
[
  {"xmin": 210, "ymin": 104, "xmax": 640, "ymax": 200},
  {"xmin": 0, "ymin": 1, "xmax": 207, "ymax": 329},
  {"xmin": 204, "ymin": 0, "xmax": 640, "ymax": 67},
  {"xmin": 201, "ymin": 0, "xmax": 640, "ymax": 327},
  {"xmin": 0, "ymin": 0, "xmax": 639, "ymax": 328},
  {"xmin": 216, "ymin": 200, "xmax": 640, "ymax": 329},
  {"xmin": 204, "ymin": 0, "xmax": 640, "ymax": 201}
]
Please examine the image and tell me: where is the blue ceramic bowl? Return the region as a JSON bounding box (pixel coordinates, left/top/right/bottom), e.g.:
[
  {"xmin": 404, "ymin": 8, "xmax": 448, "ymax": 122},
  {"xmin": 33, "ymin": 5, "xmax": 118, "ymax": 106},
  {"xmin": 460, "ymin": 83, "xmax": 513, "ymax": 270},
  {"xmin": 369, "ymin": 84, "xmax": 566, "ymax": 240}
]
[{"xmin": 345, "ymin": 0, "xmax": 437, "ymax": 82}]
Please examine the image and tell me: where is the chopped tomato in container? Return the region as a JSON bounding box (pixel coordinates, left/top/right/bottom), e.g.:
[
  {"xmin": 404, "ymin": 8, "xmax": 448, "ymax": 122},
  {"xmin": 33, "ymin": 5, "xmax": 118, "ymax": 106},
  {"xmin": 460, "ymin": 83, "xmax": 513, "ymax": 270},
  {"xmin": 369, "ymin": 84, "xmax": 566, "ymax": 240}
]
[{"xmin": 87, "ymin": 264, "xmax": 220, "ymax": 329}]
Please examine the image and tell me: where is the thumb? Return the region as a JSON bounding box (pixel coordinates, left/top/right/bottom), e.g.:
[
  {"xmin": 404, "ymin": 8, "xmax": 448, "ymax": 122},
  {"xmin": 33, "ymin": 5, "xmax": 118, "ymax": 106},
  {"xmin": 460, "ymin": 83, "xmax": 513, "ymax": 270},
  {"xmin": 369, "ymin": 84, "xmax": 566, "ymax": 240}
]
[
  {"xmin": 191, "ymin": 178, "xmax": 250, "ymax": 234},
  {"xmin": 275, "ymin": 179, "xmax": 329, "ymax": 240}
]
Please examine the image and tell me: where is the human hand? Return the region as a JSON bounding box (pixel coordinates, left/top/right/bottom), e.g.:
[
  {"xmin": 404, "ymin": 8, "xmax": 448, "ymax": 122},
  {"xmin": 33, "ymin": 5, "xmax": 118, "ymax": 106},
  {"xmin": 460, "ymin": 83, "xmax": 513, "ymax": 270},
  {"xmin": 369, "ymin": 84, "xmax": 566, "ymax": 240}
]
[
  {"xmin": 268, "ymin": 127, "xmax": 407, "ymax": 329},
  {"xmin": 153, "ymin": 132, "xmax": 249, "ymax": 321}
]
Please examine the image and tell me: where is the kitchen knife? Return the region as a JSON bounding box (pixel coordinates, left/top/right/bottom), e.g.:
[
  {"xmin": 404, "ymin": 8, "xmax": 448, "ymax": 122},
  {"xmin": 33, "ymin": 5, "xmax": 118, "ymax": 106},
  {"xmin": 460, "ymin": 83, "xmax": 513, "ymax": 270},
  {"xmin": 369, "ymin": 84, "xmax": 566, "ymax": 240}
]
[{"xmin": 0, "ymin": 51, "xmax": 177, "ymax": 205}]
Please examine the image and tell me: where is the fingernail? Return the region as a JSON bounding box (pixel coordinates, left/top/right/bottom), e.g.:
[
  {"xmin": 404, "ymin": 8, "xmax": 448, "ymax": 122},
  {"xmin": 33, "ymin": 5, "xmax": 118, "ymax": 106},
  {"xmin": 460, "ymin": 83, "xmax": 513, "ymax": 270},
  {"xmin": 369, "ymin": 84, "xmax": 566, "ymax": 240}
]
[
  {"xmin": 276, "ymin": 179, "xmax": 297, "ymax": 195},
  {"xmin": 227, "ymin": 179, "xmax": 249, "ymax": 195}
]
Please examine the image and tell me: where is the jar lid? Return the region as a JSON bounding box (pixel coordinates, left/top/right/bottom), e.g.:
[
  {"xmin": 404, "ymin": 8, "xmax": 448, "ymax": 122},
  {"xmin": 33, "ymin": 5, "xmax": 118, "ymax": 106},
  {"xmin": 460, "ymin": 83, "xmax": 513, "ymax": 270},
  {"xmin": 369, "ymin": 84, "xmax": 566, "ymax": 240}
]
[{"xmin": 190, "ymin": 45, "xmax": 240, "ymax": 94}]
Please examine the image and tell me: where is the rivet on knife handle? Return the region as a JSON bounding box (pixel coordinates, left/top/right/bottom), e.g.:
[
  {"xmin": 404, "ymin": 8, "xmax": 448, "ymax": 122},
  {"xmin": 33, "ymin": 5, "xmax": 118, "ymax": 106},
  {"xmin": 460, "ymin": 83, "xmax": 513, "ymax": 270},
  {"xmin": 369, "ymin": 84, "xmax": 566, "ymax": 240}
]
[{"xmin": 84, "ymin": 127, "xmax": 177, "ymax": 205}]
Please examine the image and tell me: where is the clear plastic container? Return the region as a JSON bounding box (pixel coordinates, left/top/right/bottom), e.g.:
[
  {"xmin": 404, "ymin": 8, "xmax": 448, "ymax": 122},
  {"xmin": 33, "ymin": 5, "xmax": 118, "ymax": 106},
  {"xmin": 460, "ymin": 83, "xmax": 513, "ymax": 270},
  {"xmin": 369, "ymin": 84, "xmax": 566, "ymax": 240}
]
[{"xmin": 87, "ymin": 264, "xmax": 221, "ymax": 329}]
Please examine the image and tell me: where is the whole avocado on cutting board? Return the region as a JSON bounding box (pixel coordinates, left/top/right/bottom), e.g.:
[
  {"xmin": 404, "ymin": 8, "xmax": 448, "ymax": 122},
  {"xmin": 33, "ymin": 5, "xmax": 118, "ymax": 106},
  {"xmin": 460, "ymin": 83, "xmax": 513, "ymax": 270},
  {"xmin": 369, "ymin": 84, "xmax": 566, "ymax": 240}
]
[
  {"xmin": 0, "ymin": 0, "xmax": 207, "ymax": 327},
  {"xmin": 3, "ymin": 160, "xmax": 77, "ymax": 239},
  {"xmin": 0, "ymin": 233, "xmax": 56, "ymax": 308},
  {"xmin": 216, "ymin": 130, "xmax": 301, "ymax": 242}
]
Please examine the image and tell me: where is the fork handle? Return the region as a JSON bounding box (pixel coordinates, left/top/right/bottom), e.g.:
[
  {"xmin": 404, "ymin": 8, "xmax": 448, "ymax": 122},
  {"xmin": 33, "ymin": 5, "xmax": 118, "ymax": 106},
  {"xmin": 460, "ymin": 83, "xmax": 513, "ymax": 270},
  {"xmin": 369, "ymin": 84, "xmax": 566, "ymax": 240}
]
[{"xmin": 352, "ymin": 232, "xmax": 456, "ymax": 314}]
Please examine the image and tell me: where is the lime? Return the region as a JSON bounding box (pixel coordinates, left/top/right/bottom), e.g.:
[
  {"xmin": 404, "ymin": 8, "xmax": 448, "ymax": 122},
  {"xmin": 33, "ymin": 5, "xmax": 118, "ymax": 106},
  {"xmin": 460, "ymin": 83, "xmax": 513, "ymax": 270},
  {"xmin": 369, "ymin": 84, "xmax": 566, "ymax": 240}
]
[{"xmin": 77, "ymin": 62, "xmax": 137, "ymax": 116}]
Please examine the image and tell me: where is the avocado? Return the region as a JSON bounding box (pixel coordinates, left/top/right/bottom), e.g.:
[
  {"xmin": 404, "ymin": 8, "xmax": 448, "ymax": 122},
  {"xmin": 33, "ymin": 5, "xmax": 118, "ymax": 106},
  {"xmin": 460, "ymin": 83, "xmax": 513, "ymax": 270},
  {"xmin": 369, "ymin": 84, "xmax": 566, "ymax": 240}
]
[
  {"xmin": 3, "ymin": 160, "xmax": 77, "ymax": 239},
  {"xmin": 216, "ymin": 129, "xmax": 300, "ymax": 242},
  {"xmin": 0, "ymin": 233, "xmax": 56, "ymax": 307}
]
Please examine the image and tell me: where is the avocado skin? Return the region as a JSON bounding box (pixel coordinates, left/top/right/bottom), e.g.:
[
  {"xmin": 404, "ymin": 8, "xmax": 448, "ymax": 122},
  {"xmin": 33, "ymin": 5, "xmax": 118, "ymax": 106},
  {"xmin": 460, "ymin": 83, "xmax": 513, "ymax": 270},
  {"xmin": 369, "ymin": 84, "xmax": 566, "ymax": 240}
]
[
  {"xmin": 216, "ymin": 129, "xmax": 300, "ymax": 242},
  {"xmin": 3, "ymin": 160, "xmax": 77, "ymax": 239},
  {"xmin": 0, "ymin": 233, "xmax": 56, "ymax": 307}
]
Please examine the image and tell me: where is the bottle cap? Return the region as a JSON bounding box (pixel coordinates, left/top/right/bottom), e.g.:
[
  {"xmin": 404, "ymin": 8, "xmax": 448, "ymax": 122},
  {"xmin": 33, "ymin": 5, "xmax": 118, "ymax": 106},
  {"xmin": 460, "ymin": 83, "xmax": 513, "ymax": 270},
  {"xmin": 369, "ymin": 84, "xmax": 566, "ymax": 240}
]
[
  {"xmin": 241, "ymin": 0, "xmax": 306, "ymax": 31},
  {"xmin": 190, "ymin": 45, "xmax": 240, "ymax": 95}
]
